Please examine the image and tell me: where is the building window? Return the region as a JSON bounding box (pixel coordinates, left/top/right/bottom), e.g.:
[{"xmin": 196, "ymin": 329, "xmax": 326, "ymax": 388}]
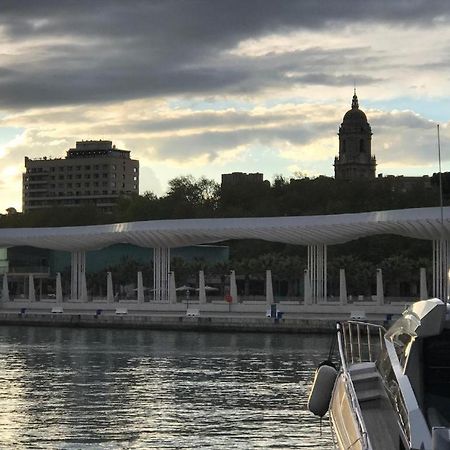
[{"xmin": 360, "ymin": 139, "xmax": 364, "ymax": 153}]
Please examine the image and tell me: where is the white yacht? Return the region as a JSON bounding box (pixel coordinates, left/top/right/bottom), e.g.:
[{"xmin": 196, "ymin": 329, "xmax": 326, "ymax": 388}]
[{"xmin": 308, "ymin": 298, "xmax": 450, "ymax": 450}]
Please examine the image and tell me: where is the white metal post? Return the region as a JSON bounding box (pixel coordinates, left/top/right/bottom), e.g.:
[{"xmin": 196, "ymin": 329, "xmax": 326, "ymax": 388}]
[
  {"xmin": 153, "ymin": 248, "xmax": 170, "ymax": 302},
  {"xmin": 433, "ymin": 239, "xmax": 448, "ymax": 301},
  {"xmin": 70, "ymin": 250, "xmax": 86, "ymax": 300},
  {"xmin": 307, "ymin": 244, "xmax": 327, "ymax": 303}
]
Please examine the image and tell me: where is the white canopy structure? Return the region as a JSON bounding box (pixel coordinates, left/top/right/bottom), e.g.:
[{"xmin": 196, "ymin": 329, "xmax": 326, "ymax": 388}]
[
  {"xmin": 0, "ymin": 206, "xmax": 448, "ymax": 302},
  {"xmin": 0, "ymin": 206, "xmax": 448, "ymax": 251}
]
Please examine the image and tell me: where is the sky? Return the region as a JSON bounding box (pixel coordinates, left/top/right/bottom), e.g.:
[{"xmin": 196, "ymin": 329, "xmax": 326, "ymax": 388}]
[{"xmin": 1, "ymin": 0, "xmax": 450, "ymax": 213}]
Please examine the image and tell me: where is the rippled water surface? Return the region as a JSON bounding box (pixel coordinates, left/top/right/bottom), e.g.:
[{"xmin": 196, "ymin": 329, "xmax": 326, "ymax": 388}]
[{"xmin": 0, "ymin": 326, "xmax": 335, "ymax": 449}]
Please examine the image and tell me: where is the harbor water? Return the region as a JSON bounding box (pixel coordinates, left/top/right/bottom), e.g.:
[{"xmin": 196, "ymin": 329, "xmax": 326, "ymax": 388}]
[{"xmin": 0, "ymin": 326, "xmax": 335, "ymax": 449}]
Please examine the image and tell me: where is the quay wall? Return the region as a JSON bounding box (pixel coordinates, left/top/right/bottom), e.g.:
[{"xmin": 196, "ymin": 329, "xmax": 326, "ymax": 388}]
[
  {"xmin": 0, "ymin": 312, "xmax": 336, "ymax": 334},
  {"xmin": 0, "ymin": 299, "xmax": 409, "ymax": 333}
]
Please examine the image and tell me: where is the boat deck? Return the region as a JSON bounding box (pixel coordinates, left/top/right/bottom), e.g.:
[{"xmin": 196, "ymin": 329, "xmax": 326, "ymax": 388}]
[{"xmin": 349, "ymin": 362, "xmax": 399, "ymax": 450}]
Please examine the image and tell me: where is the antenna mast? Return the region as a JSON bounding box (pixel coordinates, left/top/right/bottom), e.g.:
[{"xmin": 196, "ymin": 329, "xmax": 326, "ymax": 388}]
[{"xmin": 438, "ymin": 124, "xmax": 444, "ymax": 225}]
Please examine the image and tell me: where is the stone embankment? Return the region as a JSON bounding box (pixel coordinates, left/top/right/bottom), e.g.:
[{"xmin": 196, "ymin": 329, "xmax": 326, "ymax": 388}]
[
  {"xmin": 0, "ymin": 299, "xmax": 409, "ymax": 333},
  {"xmin": 0, "ymin": 312, "xmax": 336, "ymax": 333}
]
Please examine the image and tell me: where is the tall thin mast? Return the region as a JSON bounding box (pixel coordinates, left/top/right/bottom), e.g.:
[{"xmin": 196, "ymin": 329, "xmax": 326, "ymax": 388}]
[{"xmin": 438, "ymin": 124, "xmax": 444, "ymax": 226}]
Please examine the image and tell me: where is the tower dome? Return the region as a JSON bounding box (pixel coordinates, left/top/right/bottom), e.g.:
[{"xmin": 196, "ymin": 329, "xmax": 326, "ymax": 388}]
[
  {"xmin": 342, "ymin": 92, "xmax": 369, "ymax": 124},
  {"xmin": 334, "ymin": 90, "xmax": 376, "ymax": 180}
]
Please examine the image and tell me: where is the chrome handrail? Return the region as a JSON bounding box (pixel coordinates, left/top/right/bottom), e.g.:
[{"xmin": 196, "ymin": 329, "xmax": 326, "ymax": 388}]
[
  {"xmin": 341, "ymin": 320, "xmax": 386, "ymax": 364},
  {"xmin": 336, "ymin": 323, "xmax": 370, "ymax": 449}
]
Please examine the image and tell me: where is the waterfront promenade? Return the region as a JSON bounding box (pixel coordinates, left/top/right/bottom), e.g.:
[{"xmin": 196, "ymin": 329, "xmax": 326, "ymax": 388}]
[
  {"xmin": 0, "ymin": 297, "xmax": 409, "ymax": 333},
  {"xmin": 0, "ymin": 205, "xmax": 447, "ymax": 333}
]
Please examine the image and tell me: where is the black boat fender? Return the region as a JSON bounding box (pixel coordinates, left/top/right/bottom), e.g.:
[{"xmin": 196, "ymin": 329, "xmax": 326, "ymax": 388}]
[{"xmin": 307, "ymin": 361, "xmax": 338, "ymax": 417}]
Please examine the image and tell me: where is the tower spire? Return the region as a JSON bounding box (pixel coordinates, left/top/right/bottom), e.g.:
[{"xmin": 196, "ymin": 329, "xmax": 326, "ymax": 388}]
[{"xmin": 352, "ymin": 88, "xmax": 359, "ymax": 109}]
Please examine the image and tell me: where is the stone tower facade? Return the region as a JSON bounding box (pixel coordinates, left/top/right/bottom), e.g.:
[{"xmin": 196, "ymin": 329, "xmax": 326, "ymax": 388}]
[{"xmin": 334, "ymin": 91, "xmax": 376, "ymax": 180}]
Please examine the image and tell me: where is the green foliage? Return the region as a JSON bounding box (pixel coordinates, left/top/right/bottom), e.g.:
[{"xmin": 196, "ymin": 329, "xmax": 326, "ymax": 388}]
[{"xmin": 2, "ymin": 173, "xmax": 440, "ymax": 227}]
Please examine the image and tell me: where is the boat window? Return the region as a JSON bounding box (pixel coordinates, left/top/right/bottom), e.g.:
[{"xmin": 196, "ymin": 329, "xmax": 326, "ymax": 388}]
[{"xmin": 423, "ymin": 330, "xmax": 450, "ymax": 428}]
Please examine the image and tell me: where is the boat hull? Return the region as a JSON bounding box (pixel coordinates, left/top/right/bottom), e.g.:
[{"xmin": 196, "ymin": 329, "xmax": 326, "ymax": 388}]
[{"xmin": 330, "ymin": 373, "xmax": 366, "ymax": 450}]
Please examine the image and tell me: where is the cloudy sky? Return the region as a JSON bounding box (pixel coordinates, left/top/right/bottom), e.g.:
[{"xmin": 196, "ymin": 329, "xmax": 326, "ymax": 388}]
[{"xmin": 1, "ymin": 0, "xmax": 450, "ymax": 212}]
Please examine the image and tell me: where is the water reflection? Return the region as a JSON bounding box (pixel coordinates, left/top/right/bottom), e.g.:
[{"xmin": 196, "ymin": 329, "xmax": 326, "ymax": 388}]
[{"xmin": 0, "ymin": 326, "xmax": 334, "ymax": 449}]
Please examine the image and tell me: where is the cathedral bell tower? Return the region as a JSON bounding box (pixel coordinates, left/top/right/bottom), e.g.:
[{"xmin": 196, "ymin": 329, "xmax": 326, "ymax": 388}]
[{"xmin": 334, "ymin": 90, "xmax": 376, "ymax": 180}]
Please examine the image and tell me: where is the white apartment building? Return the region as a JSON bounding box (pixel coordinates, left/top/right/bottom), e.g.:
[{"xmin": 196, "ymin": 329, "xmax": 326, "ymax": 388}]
[{"xmin": 23, "ymin": 140, "xmax": 139, "ymax": 212}]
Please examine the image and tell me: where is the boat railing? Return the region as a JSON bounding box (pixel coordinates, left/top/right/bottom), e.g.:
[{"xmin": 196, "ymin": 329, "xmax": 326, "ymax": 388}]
[
  {"xmin": 340, "ymin": 320, "xmax": 386, "ymax": 365},
  {"xmin": 336, "ymin": 322, "xmax": 380, "ymax": 450},
  {"xmin": 339, "ymin": 321, "xmax": 430, "ymax": 449}
]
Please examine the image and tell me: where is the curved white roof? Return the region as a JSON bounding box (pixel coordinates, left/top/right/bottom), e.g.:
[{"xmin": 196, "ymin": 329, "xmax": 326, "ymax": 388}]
[{"xmin": 0, "ymin": 206, "xmax": 449, "ymax": 252}]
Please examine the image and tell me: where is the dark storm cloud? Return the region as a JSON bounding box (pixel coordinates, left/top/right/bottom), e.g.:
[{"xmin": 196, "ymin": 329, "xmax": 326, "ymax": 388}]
[
  {"xmin": 290, "ymin": 73, "xmax": 382, "ymax": 86},
  {"xmin": 0, "ymin": 0, "xmax": 448, "ymax": 108},
  {"xmin": 92, "ymin": 110, "xmax": 312, "ymax": 135},
  {"xmin": 372, "ymin": 111, "xmax": 434, "ymax": 129},
  {"xmin": 151, "ymin": 122, "xmax": 333, "ymax": 161}
]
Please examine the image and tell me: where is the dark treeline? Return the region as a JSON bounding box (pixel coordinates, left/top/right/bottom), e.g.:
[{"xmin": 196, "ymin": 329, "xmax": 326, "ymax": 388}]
[{"xmin": 1, "ymin": 173, "xmax": 444, "ymax": 228}]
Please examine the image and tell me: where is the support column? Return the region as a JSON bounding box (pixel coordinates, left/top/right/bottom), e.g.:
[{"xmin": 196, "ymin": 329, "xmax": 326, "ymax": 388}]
[
  {"xmin": 28, "ymin": 274, "xmax": 36, "ymax": 302},
  {"xmin": 230, "ymin": 270, "xmax": 238, "ymax": 303},
  {"xmin": 198, "ymin": 270, "xmax": 206, "ymax": 304},
  {"xmin": 265, "ymin": 269, "xmax": 274, "ymax": 305},
  {"xmin": 304, "ymin": 269, "xmax": 312, "ymax": 305},
  {"xmin": 71, "ymin": 251, "xmax": 86, "ymax": 300},
  {"xmin": 137, "ymin": 271, "xmax": 144, "ymax": 303},
  {"xmin": 56, "ymin": 272, "xmax": 63, "ymax": 303},
  {"xmin": 376, "ymin": 268, "xmax": 384, "ymax": 305},
  {"xmin": 153, "ymin": 247, "xmax": 170, "ymax": 302},
  {"xmin": 2, "ymin": 273, "xmax": 9, "ymax": 302},
  {"xmin": 432, "ymin": 239, "xmax": 449, "ymax": 301},
  {"xmin": 419, "ymin": 267, "xmax": 428, "ymax": 300},
  {"xmin": 307, "ymin": 244, "xmax": 327, "ymax": 303},
  {"xmin": 169, "ymin": 272, "xmax": 177, "ymax": 304},
  {"xmin": 339, "ymin": 268, "xmax": 347, "ymax": 305}
]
